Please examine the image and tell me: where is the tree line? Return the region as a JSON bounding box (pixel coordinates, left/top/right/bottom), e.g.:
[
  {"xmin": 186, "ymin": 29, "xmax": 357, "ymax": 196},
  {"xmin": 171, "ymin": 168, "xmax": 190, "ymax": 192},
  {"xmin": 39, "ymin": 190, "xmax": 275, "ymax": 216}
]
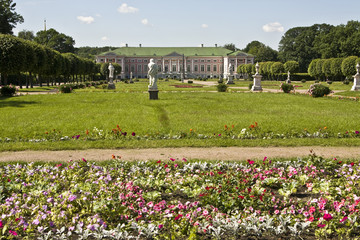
[{"xmin": 0, "ymin": 34, "xmax": 120, "ymax": 87}]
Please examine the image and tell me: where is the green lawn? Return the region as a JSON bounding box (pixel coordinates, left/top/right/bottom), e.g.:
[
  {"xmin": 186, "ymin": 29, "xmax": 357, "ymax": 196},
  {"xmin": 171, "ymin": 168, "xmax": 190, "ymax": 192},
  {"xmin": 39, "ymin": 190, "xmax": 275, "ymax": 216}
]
[{"xmin": 1, "ymin": 90, "xmax": 360, "ymax": 150}]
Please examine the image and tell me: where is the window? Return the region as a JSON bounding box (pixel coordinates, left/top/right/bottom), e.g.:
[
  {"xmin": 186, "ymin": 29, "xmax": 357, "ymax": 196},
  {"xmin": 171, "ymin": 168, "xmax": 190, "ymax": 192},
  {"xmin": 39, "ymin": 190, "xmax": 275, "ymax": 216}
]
[
  {"xmin": 201, "ymin": 60, "xmax": 205, "ymax": 62},
  {"xmin": 201, "ymin": 65, "xmax": 205, "ymax": 72},
  {"xmin": 213, "ymin": 65, "xmax": 217, "ymax": 72},
  {"xmin": 194, "ymin": 60, "xmax": 198, "ymax": 62},
  {"xmin": 100, "ymin": 59, "xmax": 104, "ymax": 62},
  {"xmin": 231, "ymin": 59, "xmax": 235, "ymax": 62},
  {"xmin": 125, "ymin": 65, "xmax": 129, "ymax": 72},
  {"xmin": 194, "ymin": 65, "xmax": 198, "ymax": 72},
  {"xmin": 220, "ymin": 65, "xmax": 223, "ymax": 72},
  {"xmin": 187, "ymin": 65, "xmax": 191, "ymax": 72},
  {"xmin": 138, "ymin": 65, "xmax": 142, "ymax": 72},
  {"xmin": 207, "ymin": 65, "xmax": 210, "ymax": 72},
  {"xmin": 138, "ymin": 59, "xmax": 142, "ymax": 62},
  {"xmin": 144, "ymin": 59, "xmax": 148, "ymax": 63},
  {"xmin": 131, "ymin": 59, "xmax": 135, "ymax": 62},
  {"xmin": 207, "ymin": 60, "xmax": 211, "ymax": 62},
  {"xmin": 165, "ymin": 65, "xmax": 169, "ymax": 72},
  {"xmin": 172, "ymin": 65, "xmax": 176, "ymax": 72},
  {"xmin": 117, "ymin": 59, "xmax": 122, "ymax": 62},
  {"xmin": 213, "ymin": 60, "xmax": 217, "ymax": 62},
  {"xmin": 131, "ymin": 65, "xmax": 135, "ymax": 72},
  {"xmin": 180, "ymin": 65, "xmax": 183, "ymax": 71},
  {"xmin": 158, "ymin": 66, "xmax": 161, "ymax": 72}
]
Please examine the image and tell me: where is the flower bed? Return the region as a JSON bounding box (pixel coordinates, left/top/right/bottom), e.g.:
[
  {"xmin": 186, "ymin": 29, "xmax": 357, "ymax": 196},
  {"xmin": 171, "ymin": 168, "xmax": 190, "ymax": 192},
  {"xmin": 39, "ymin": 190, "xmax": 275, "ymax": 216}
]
[
  {"xmin": 1, "ymin": 124, "xmax": 360, "ymax": 144},
  {"xmin": 0, "ymin": 153, "xmax": 359, "ymax": 239},
  {"xmin": 170, "ymin": 85, "xmax": 203, "ymax": 88}
]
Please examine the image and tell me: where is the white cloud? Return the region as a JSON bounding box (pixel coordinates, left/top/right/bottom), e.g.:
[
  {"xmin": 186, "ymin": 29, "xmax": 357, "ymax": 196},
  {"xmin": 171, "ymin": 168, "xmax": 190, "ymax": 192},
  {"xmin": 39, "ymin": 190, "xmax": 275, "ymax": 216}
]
[
  {"xmin": 262, "ymin": 22, "xmax": 284, "ymax": 33},
  {"xmin": 118, "ymin": 3, "xmax": 139, "ymax": 13},
  {"xmin": 141, "ymin": 18, "xmax": 149, "ymax": 25},
  {"xmin": 201, "ymin": 24, "xmax": 208, "ymax": 28},
  {"xmin": 101, "ymin": 36, "xmax": 108, "ymax": 41},
  {"xmin": 77, "ymin": 16, "xmax": 95, "ymax": 24}
]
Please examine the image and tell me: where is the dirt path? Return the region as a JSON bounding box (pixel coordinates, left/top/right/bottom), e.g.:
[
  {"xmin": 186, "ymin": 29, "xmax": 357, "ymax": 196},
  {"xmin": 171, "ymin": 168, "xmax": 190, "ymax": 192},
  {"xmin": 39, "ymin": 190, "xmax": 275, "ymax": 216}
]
[{"xmin": 1, "ymin": 147, "xmax": 359, "ymax": 162}]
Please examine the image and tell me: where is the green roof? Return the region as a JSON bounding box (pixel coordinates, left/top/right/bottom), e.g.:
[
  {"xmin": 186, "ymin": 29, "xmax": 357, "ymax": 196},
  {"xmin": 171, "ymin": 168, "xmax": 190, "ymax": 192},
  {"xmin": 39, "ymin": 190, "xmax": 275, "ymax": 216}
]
[{"xmin": 99, "ymin": 47, "xmax": 252, "ymax": 57}]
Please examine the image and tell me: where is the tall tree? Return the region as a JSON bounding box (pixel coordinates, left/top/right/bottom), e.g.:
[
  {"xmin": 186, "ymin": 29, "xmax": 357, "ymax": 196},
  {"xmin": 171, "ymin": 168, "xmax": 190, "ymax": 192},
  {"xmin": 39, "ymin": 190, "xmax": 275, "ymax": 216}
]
[
  {"xmin": 243, "ymin": 41, "xmax": 278, "ymax": 62},
  {"xmin": 34, "ymin": 28, "xmax": 75, "ymax": 53},
  {"xmin": 0, "ymin": 0, "xmax": 24, "ymax": 34},
  {"xmin": 223, "ymin": 43, "xmax": 236, "ymax": 52},
  {"xmin": 18, "ymin": 29, "xmax": 34, "ymax": 41},
  {"xmin": 278, "ymin": 24, "xmax": 333, "ymax": 72}
]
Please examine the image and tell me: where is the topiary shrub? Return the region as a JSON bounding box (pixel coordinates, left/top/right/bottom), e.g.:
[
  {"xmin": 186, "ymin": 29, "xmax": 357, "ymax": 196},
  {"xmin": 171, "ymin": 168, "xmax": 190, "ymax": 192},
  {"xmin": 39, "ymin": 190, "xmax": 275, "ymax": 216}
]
[
  {"xmin": 301, "ymin": 79, "xmax": 306, "ymax": 83},
  {"xmin": 326, "ymin": 81, "xmax": 332, "ymax": 85},
  {"xmin": 217, "ymin": 83, "xmax": 228, "ymax": 92},
  {"xmin": 308, "ymin": 84, "xmax": 331, "ymax": 98},
  {"xmin": 187, "ymin": 80, "xmax": 193, "ymax": 84},
  {"xmin": 280, "ymin": 83, "xmax": 294, "ymax": 93},
  {"xmin": 59, "ymin": 84, "xmax": 72, "ymax": 93},
  {"xmin": 343, "ymin": 80, "xmax": 350, "ymax": 85},
  {"xmin": 0, "ymin": 85, "xmax": 17, "ymax": 96}
]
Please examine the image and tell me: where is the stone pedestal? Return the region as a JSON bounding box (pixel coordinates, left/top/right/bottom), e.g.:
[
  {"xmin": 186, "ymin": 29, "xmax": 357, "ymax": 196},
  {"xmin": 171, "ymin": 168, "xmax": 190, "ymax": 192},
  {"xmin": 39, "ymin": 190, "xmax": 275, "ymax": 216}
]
[
  {"xmin": 226, "ymin": 75, "xmax": 234, "ymax": 84},
  {"xmin": 285, "ymin": 71, "xmax": 291, "ymax": 84},
  {"xmin": 148, "ymin": 89, "xmax": 159, "ymax": 100},
  {"xmin": 107, "ymin": 77, "xmax": 116, "ymax": 89},
  {"xmin": 351, "ymin": 64, "xmax": 360, "ymax": 91},
  {"xmin": 108, "ymin": 83, "xmax": 116, "ymax": 89},
  {"xmin": 251, "ymin": 62, "xmax": 262, "ymax": 91}
]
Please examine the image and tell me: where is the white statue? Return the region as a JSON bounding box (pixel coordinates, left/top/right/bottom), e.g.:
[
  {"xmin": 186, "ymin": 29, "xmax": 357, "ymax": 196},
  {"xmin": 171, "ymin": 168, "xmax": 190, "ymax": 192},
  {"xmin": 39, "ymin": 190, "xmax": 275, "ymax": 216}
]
[
  {"xmin": 148, "ymin": 59, "xmax": 158, "ymax": 90},
  {"xmin": 108, "ymin": 63, "xmax": 115, "ymax": 82},
  {"xmin": 228, "ymin": 63, "xmax": 233, "ymax": 75}
]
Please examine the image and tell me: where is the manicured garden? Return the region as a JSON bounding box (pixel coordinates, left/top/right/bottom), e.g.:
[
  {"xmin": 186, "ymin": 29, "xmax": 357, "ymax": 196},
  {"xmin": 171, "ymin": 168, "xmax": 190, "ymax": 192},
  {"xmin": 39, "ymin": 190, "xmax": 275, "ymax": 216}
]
[
  {"xmin": 0, "ymin": 154, "xmax": 359, "ymax": 239},
  {"xmin": 1, "ymin": 88, "xmax": 360, "ymax": 151}
]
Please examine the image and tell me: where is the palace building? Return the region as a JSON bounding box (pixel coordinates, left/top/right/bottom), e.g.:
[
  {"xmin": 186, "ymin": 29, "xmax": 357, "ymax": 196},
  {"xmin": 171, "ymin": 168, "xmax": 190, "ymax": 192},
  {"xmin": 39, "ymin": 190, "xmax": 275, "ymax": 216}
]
[{"xmin": 95, "ymin": 44, "xmax": 254, "ymax": 79}]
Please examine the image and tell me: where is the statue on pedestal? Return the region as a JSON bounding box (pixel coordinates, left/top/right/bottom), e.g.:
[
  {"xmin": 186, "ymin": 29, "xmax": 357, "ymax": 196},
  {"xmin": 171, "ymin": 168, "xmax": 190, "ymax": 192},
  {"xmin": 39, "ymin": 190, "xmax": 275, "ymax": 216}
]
[
  {"xmin": 251, "ymin": 62, "xmax": 263, "ymax": 91},
  {"xmin": 148, "ymin": 59, "xmax": 158, "ymax": 90},
  {"xmin": 226, "ymin": 63, "xmax": 234, "ymax": 84},
  {"xmin": 351, "ymin": 63, "xmax": 360, "ymax": 91},
  {"xmin": 107, "ymin": 63, "xmax": 116, "ymax": 89}
]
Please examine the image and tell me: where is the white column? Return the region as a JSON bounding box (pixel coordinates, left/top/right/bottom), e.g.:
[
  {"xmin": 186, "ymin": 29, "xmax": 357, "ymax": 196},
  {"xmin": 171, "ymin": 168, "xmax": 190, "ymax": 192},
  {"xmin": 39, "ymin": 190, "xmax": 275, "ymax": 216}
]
[
  {"xmin": 169, "ymin": 59, "xmax": 172, "ymax": 73},
  {"xmin": 162, "ymin": 58, "xmax": 165, "ymax": 73},
  {"xmin": 177, "ymin": 59, "xmax": 180, "ymax": 73}
]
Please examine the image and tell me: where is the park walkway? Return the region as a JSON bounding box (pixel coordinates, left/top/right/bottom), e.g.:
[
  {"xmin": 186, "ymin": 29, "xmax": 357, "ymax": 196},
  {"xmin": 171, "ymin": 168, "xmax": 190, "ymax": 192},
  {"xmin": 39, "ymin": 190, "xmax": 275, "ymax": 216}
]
[{"xmin": 1, "ymin": 146, "xmax": 359, "ymax": 162}]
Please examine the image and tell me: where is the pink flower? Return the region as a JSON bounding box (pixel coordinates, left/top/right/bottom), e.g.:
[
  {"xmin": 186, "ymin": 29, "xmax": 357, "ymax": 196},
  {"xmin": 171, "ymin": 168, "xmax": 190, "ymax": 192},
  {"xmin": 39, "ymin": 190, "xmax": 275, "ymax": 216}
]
[
  {"xmin": 203, "ymin": 210, "xmax": 209, "ymax": 216},
  {"xmin": 182, "ymin": 158, "xmax": 187, "ymax": 162},
  {"xmin": 170, "ymin": 158, "xmax": 175, "ymax": 161},
  {"xmin": 174, "ymin": 214, "xmax": 183, "ymax": 220},
  {"xmin": 340, "ymin": 216, "xmax": 348, "ymax": 223},
  {"xmin": 0, "ymin": 221, "xmax": 3, "ymax": 228},
  {"xmin": 323, "ymin": 213, "xmax": 333, "ymax": 221},
  {"xmin": 9, "ymin": 230, "xmax": 17, "ymax": 236},
  {"xmin": 247, "ymin": 159, "xmax": 254, "ymax": 165},
  {"xmin": 158, "ymin": 224, "xmax": 163, "ymax": 229},
  {"xmin": 317, "ymin": 223, "xmax": 326, "ymax": 228},
  {"xmin": 82, "ymin": 158, "xmax": 87, "ymax": 162},
  {"xmin": 308, "ymin": 216, "xmax": 314, "ymax": 222}
]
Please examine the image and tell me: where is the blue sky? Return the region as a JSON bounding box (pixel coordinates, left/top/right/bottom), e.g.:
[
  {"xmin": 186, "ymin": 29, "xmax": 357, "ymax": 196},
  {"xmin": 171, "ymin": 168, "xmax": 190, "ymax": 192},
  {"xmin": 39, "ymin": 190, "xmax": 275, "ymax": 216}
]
[{"xmin": 14, "ymin": 0, "xmax": 360, "ymax": 50}]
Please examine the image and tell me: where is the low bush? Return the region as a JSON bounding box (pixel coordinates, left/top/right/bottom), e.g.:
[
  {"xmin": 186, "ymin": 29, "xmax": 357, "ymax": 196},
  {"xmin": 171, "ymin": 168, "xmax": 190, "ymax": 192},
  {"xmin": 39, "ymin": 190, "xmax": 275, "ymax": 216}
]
[
  {"xmin": 0, "ymin": 85, "xmax": 17, "ymax": 96},
  {"xmin": 308, "ymin": 84, "xmax": 331, "ymax": 97},
  {"xmin": 59, "ymin": 84, "xmax": 72, "ymax": 93},
  {"xmin": 327, "ymin": 81, "xmax": 333, "ymax": 85},
  {"xmin": 217, "ymin": 83, "xmax": 228, "ymax": 92},
  {"xmin": 343, "ymin": 80, "xmax": 350, "ymax": 85},
  {"xmin": 187, "ymin": 80, "xmax": 193, "ymax": 84},
  {"xmin": 301, "ymin": 79, "xmax": 306, "ymax": 83},
  {"xmin": 248, "ymin": 83, "xmax": 253, "ymax": 90},
  {"xmin": 280, "ymin": 83, "xmax": 294, "ymax": 93},
  {"xmin": 218, "ymin": 79, "xmax": 223, "ymax": 83}
]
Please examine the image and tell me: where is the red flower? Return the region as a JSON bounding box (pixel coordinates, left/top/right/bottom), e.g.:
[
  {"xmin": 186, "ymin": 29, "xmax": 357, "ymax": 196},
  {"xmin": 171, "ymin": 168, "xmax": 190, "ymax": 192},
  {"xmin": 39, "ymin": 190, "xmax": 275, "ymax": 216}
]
[
  {"xmin": 56, "ymin": 164, "xmax": 62, "ymax": 167},
  {"xmin": 156, "ymin": 160, "xmax": 161, "ymax": 163},
  {"xmin": 323, "ymin": 213, "xmax": 333, "ymax": 221},
  {"xmin": 338, "ymin": 161, "xmax": 342, "ymax": 164},
  {"xmin": 9, "ymin": 230, "xmax": 17, "ymax": 236},
  {"xmin": 174, "ymin": 214, "xmax": 183, "ymax": 220},
  {"xmin": 82, "ymin": 158, "xmax": 87, "ymax": 163},
  {"xmin": 238, "ymin": 195, "xmax": 244, "ymax": 199},
  {"xmin": 317, "ymin": 223, "xmax": 326, "ymax": 228},
  {"xmin": 170, "ymin": 158, "xmax": 175, "ymax": 161},
  {"xmin": 247, "ymin": 159, "xmax": 254, "ymax": 165},
  {"xmin": 131, "ymin": 132, "xmax": 136, "ymax": 136},
  {"xmin": 164, "ymin": 164, "xmax": 168, "ymax": 168},
  {"xmin": 340, "ymin": 216, "xmax": 348, "ymax": 223},
  {"xmin": 351, "ymin": 162, "xmax": 355, "ymax": 166}
]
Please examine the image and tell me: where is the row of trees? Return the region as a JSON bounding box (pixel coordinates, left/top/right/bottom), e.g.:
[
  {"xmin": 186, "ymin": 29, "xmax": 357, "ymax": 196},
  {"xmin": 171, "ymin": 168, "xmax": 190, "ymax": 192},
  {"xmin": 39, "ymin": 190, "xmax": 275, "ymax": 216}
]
[
  {"xmin": 237, "ymin": 61, "xmax": 299, "ymax": 80},
  {"xmin": 308, "ymin": 56, "xmax": 359, "ymax": 81},
  {"xmin": 279, "ymin": 21, "xmax": 360, "ymax": 72},
  {"xmin": 0, "ymin": 34, "xmax": 111, "ymax": 87}
]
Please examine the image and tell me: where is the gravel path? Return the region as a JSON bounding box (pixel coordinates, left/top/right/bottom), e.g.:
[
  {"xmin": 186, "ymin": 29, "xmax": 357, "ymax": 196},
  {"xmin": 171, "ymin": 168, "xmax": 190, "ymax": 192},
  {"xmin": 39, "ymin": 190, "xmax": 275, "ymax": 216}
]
[{"xmin": 1, "ymin": 147, "xmax": 359, "ymax": 162}]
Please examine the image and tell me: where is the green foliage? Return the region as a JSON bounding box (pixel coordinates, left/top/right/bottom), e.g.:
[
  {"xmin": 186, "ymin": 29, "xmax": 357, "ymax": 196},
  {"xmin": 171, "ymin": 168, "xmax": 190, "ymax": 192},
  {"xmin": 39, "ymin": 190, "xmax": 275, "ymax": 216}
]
[
  {"xmin": 284, "ymin": 61, "xmax": 299, "ymax": 73},
  {"xmin": 34, "ymin": 28, "xmax": 75, "ymax": 53},
  {"xmin": 216, "ymin": 83, "xmax": 228, "ymax": 92},
  {"xmin": 270, "ymin": 62, "xmax": 284, "ymax": 77},
  {"xmin": 59, "ymin": 84, "xmax": 72, "ymax": 93},
  {"xmin": 308, "ymin": 59, "xmax": 319, "ymax": 79},
  {"xmin": 330, "ymin": 58, "xmax": 344, "ymax": 80},
  {"xmin": 223, "ymin": 43, "xmax": 237, "ymax": 52},
  {"xmin": 280, "ymin": 83, "xmax": 294, "ymax": 93},
  {"xmin": 0, "ymin": 0, "xmax": 24, "ymax": 34},
  {"xmin": 244, "ymin": 40, "xmax": 278, "ymax": 62},
  {"xmin": 308, "ymin": 84, "xmax": 331, "ymax": 97},
  {"xmin": 0, "ymin": 85, "xmax": 16, "ymax": 96},
  {"xmin": 341, "ymin": 56, "xmax": 359, "ymax": 78},
  {"xmin": 17, "ymin": 29, "xmax": 34, "ymax": 41}
]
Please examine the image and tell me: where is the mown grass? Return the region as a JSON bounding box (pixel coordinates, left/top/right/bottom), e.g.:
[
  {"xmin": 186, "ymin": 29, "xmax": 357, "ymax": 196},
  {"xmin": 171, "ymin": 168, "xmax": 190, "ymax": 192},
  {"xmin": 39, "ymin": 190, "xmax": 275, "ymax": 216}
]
[{"xmin": 1, "ymin": 90, "xmax": 360, "ymax": 150}]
